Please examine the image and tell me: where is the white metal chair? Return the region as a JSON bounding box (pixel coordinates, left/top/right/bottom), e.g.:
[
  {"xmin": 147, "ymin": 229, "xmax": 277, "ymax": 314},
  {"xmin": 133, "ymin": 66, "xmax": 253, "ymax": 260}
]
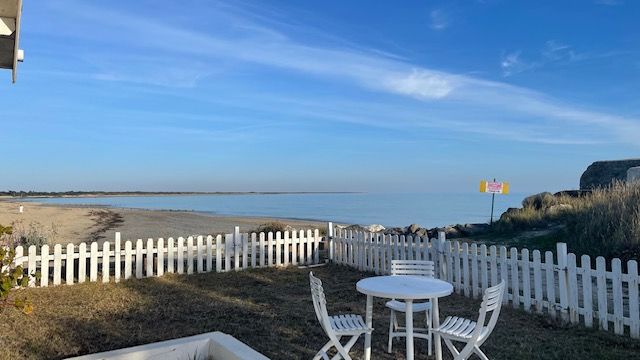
[
  {"xmin": 386, "ymin": 260, "xmax": 435, "ymax": 354},
  {"xmin": 433, "ymin": 280, "xmax": 506, "ymax": 360},
  {"xmin": 309, "ymin": 272, "xmax": 372, "ymax": 360}
]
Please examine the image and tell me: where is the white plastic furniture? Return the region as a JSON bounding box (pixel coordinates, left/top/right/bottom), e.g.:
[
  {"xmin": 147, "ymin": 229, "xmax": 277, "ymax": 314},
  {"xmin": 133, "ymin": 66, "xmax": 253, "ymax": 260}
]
[
  {"xmin": 310, "ymin": 272, "xmax": 372, "ymax": 360},
  {"xmin": 386, "ymin": 260, "xmax": 435, "ymax": 355},
  {"xmin": 433, "ymin": 280, "xmax": 506, "ymax": 360},
  {"xmin": 356, "ymin": 275, "xmax": 453, "ymax": 360}
]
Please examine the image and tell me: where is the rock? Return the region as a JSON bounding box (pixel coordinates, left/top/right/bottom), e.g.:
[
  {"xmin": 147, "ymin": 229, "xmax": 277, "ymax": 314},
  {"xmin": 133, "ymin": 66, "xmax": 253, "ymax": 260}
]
[
  {"xmin": 384, "ymin": 227, "xmax": 404, "ymax": 235},
  {"xmin": 407, "ymin": 224, "xmax": 421, "ymax": 234},
  {"xmin": 455, "ymin": 223, "xmax": 490, "ymax": 236},
  {"xmin": 438, "ymin": 225, "xmax": 461, "ymax": 239},
  {"xmin": 628, "ymin": 167, "xmax": 640, "ymax": 183},
  {"xmin": 522, "ymin": 192, "xmax": 555, "ymax": 210},
  {"xmin": 500, "ymin": 207, "xmax": 521, "ymax": 221},
  {"xmin": 364, "ymin": 224, "xmax": 386, "ymax": 232},
  {"xmin": 415, "ymin": 228, "xmax": 428, "ymax": 238},
  {"xmin": 545, "ymin": 204, "xmax": 573, "ymax": 216},
  {"xmin": 554, "ymin": 190, "xmax": 590, "ymax": 198},
  {"xmin": 345, "ymin": 224, "xmax": 366, "ymax": 232},
  {"xmin": 580, "ymin": 159, "xmax": 640, "ymax": 190}
]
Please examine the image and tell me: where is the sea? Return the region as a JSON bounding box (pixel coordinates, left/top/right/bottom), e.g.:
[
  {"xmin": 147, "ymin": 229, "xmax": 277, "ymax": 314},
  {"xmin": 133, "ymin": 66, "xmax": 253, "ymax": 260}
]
[{"xmin": 30, "ymin": 192, "xmax": 525, "ymax": 229}]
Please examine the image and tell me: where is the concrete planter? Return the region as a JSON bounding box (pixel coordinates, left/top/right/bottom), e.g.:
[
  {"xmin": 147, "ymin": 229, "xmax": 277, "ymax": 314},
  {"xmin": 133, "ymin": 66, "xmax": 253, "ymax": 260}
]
[{"xmin": 65, "ymin": 332, "xmax": 269, "ymax": 360}]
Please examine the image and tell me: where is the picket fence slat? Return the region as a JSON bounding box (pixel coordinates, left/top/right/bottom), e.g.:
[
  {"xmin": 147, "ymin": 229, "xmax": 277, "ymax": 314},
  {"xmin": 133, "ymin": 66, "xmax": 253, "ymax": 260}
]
[
  {"xmin": 545, "ymin": 251, "xmax": 556, "ymax": 319},
  {"xmin": 612, "ymin": 259, "xmax": 624, "ymax": 334},
  {"xmin": 596, "ymin": 256, "xmax": 608, "ymax": 330},
  {"xmin": 124, "ymin": 241, "xmax": 132, "ymax": 279},
  {"xmin": 533, "ymin": 250, "xmax": 543, "ymax": 314},
  {"xmin": 471, "ymin": 243, "xmax": 479, "ymax": 298},
  {"xmin": 522, "ymin": 249, "xmax": 531, "ymax": 312},
  {"xmin": 114, "ymin": 233, "xmax": 121, "ymax": 283},
  {"xmin": 158, "ymin": 238, "xmax": 165, "ymax": 277},
  {"xmin": 510, "ymin": 248, "xmax": 519, "ymax": 309},
  {"xmin": 103, "ymin": 242, "xmax": 110, "ymax": 283},
  {"xmin": 582, "ymin": 255, "xmax": 593, "ymax": 327},
  {"xmin": 66, "ymin": 243, "xmax": 74, "ymax": 285},
  {"xmin": 90, "ymin": 242, "xmax": 99, "ymax": 282},
  {"xmin": 629, "ymin": 260, "xmax": 640, "ymax": 338}
]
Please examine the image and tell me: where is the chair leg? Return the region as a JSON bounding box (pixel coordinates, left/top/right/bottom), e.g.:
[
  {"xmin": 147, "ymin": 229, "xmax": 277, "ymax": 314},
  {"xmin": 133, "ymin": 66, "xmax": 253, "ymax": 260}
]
[
  {"xmin": 313, "ymin": 340, "xmax": 334, "ymax": 360},
  {"xmin": 330, "ymin": 335, "xmax": 359, "ymax": 360},
  {"xmin": 388, "ymin": 310, "xmax": 395, "ymax": 353},
  {"xmin": 425, "ymin": 308, "xmax": 432, "ymax": 356},
  {"xmin": 474, "ymin": 346, "xmax": 490, "ymax": 360},
  {"xmin": 443, "ymin": 338, "xmax": 460, "ymax": 357}
]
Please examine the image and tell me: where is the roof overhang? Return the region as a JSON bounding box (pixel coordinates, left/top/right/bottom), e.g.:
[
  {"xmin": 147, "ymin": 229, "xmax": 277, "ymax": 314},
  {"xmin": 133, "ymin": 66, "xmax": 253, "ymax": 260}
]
[{"xmin": 0, "ymin": 0, "xmax": 23, "ymax": 83}]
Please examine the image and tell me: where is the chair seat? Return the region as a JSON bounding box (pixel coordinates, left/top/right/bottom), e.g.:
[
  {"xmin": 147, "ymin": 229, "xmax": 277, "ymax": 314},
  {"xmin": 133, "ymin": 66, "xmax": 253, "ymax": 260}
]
[
  {"xmin": 330, "ymin": 314, "xmax": 372, "ymax": 335},
  {"xmin": 385, "ymin": 299, "xmax": 432, "ymax": 312},
  {"xmin": 433, "ymin": 316, "xmax": 488, "ymax": 340}
]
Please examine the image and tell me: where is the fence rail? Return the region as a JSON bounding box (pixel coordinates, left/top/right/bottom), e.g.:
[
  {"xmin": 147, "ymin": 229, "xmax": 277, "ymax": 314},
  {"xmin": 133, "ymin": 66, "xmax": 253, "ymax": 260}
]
[
  {"xmin": 329, "ymin": 227, "xmax": 640, "ymax": 339},
  {"xmin": 13, "ymin": 227, "xmax": 322, "ymax": 287}
]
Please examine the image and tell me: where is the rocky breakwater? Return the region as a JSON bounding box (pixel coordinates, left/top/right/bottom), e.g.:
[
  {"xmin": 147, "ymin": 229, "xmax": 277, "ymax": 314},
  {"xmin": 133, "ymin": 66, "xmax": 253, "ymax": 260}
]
[{"xmin": 337, "ymin": 222, "xmax": 490, "ymax": 239}]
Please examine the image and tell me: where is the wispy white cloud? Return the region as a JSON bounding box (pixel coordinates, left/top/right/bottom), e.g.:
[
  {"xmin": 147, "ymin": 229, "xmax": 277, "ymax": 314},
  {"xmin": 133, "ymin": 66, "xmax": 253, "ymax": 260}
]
[
  {"xmin": 501, "ymin": 40, "xmax": 622, "ymax": 77},
  {"xmin": 38, "ymin": 1, "xmax": 640, "ymax": 146},
  {"xmin": 500, "ymin": 51, "xmax": 537, "ymax": 76},
  {"xmin": 429, "ymin": 9, "xmax": 450, "ymax": 31}
]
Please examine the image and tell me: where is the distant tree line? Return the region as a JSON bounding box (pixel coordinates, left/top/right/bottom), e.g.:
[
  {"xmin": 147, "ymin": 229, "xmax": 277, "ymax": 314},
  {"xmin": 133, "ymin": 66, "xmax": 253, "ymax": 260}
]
[{"xmin": 0, "ymin": 191, "xmax": 212, "ymax": 197}]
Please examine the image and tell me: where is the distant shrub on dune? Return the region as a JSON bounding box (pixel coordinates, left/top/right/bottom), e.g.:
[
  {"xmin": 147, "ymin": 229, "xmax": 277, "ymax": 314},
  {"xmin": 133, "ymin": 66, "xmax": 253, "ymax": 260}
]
[
  {"xmin": 255, "ymin": 221, "xmax": 290, "ymax": 234},
  {"xmin": 496, "ymin": 181, "xmax": 640, "ymax": 259},
  {"xmin": 9, "ymin": 220, "xmax": 57, "ymax": 248}
]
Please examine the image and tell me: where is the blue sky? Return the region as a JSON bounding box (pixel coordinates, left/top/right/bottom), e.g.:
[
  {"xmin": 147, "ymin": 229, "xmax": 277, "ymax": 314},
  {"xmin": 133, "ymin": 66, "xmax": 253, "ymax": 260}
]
[{"xmin": 1, "ymin": 0, "xmax": 638, "ymax": 193}]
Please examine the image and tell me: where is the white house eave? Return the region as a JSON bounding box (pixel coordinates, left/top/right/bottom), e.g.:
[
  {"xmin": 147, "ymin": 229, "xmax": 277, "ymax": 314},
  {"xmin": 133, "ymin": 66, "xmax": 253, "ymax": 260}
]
[{"xmin": 0, "ymin": 0, "xmax": 23, "ymax": 83}]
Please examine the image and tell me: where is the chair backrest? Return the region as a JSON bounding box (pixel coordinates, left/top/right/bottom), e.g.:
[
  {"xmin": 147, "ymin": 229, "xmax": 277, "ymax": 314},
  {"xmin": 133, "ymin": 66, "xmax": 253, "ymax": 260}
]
[
  {"xmin": 390, "ymin": 260, "xmax": 435, "ymax": 277},
  {"xmin": 472, "ymin": 280, "xmax": 506, "ymax": 342},
  {"xmin": 309, "ymin": 272, "xmax": 333, "ymax": 335}
]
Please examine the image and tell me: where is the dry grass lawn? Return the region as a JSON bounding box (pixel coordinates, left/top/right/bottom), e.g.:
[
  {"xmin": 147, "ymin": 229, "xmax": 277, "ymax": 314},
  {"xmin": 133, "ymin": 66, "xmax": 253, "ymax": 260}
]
[{"xmin": 1, "ymin": 264, "xmax": 640, "ymax": 359}]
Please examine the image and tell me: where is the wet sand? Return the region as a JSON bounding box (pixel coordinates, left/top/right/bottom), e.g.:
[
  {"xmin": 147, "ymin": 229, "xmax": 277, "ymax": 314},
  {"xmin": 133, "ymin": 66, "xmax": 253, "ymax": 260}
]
[{"xmin": 0, "ymin": 200, "xmax": 326, "ymax": 245}]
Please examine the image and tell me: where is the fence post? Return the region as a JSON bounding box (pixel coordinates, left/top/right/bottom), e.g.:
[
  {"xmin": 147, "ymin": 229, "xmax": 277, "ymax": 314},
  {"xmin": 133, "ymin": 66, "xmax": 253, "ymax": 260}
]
[
  {"xmin": 234, "ymin": 226, "xmax": 240, "ymax": 271},
  {"xmin": 114, "ymin": 232, "xmax": 121, "ymax": 283},
  {"xmin": 438, "ymin": 231, "xmax": 446, "ymax": 279},
  {"xmin": 556, "ymin": 242, "xmax": 570, "ymax": 322},
  {"xmin": 327, "ymin": 222, "xmax": 334, "ymax": 262}
]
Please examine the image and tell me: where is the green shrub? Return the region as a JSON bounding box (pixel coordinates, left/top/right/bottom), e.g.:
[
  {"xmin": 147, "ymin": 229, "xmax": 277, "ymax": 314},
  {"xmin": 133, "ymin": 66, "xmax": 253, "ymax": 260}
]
[
  {"xmin": 0, "ymin": 224, "xmax": 33, "ymax": 314},
  {"xmin": 10, "ymin": 220, "xmax": 56, "ymax": 247}
]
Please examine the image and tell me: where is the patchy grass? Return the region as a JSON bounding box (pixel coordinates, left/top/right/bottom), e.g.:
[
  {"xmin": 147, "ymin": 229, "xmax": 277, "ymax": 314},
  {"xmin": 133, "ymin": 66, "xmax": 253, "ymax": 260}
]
[
  {"xmin": 464, "ymin": 227, "xmax": 564, "ymax": 253},
  {"xmin": 1, "ymin": 265, "xmax": 640, "ymax": 360}
]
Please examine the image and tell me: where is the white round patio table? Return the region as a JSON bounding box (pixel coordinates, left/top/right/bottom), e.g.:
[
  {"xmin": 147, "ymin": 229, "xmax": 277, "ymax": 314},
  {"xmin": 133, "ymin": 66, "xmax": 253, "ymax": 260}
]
[{"xmin": 356, "ymin": 275, "xmax": 453, "ymax": 360}]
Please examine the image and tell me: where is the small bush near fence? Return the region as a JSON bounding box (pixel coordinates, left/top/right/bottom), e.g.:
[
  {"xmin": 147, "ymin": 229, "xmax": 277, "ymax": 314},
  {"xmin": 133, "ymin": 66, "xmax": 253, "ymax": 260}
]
[
  {"xmin": 0, "ymin": 224, "xmax": 33, "ymax": 314},
  {"xmin": 496, "ymin": 181, "xmax": 640, "ymax": 259},
  {"xmin": 255, "ymin": 221, "xmax": 290, "ymax": 234}
]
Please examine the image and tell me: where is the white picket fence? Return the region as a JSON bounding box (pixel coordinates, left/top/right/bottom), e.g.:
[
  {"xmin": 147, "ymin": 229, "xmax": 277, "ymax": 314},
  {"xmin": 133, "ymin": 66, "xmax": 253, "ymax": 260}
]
[
  {"xmin": 329, "ymin": 227, "xmax": 640, "ymax": 339},
  {"xmin": 13, "ymin": 227, "xmax": 322, "ymax": 287}
]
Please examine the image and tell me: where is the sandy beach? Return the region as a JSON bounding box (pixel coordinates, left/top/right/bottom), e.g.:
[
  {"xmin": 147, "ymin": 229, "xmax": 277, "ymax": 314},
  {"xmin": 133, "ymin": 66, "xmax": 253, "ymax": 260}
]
[{"xmin": 0, "ymin": 200, "xmax": 326, "ymax": 245}]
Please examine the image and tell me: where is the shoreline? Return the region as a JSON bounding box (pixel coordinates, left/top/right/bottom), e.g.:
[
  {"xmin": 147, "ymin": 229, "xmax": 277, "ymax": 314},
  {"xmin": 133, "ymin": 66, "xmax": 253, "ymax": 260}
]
[
  {"xmin": 0, "ymin": 201, "xmax": 330, "ymax": 245},
  {"xmin": 31, "ymin": 201, "xmax": 335, "ymax": 225},
  {"xmin": 0, "ymin": 191, "xmax": 360, "ymax": 200}
]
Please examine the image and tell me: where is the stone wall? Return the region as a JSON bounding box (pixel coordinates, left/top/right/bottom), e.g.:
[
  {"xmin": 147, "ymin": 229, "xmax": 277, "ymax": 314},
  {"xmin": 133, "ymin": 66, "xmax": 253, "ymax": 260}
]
[
  {"xmin": 628, "ymin": 167, "xmax": 640, "ymax": 183},
  {"xmin": 580, "ymin": 159, "xmax": 640, "ymax": 190}
]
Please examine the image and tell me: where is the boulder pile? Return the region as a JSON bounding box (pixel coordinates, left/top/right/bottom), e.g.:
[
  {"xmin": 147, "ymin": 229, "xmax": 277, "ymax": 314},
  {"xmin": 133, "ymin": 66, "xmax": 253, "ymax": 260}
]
[{"xmin": 337, "ymin": 222, "xmax": 490, "ymax": 239}]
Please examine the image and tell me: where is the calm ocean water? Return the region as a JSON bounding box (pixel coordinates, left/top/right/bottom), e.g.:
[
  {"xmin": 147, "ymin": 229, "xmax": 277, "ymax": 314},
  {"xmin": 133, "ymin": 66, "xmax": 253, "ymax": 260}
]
[{"xmin": 31, "ymin": 193, "xmax": 525, "ymax": 228}]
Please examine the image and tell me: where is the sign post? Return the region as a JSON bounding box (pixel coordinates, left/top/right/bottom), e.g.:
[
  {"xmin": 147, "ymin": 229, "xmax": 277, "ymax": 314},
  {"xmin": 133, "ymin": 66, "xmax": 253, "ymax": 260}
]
[{"xmin": 479, "ymin": 179, "xmax": 510, "ymax": 225}]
